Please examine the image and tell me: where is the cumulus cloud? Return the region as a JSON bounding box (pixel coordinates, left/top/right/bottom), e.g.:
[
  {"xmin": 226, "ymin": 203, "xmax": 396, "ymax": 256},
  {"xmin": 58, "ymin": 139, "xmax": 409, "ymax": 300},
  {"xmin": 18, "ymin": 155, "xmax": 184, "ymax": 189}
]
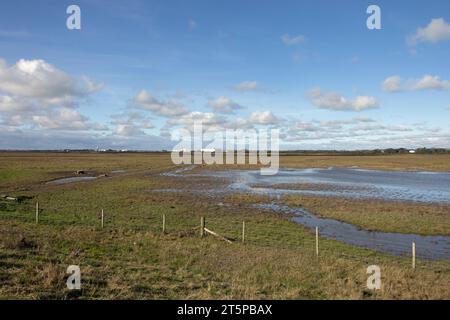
[
  {"xmin": 82, "ymin": 76, "xmax": 105, "ymax": 93},
  {"xmin": 163, "ymin": 109, "xmax": 282, "ymax": 138},
  {"xmin": 0, "ymin": 95, "xmax": 30, "ymax": 113},
  {"xmin": 0, "ymin": 58, "xmax": 104, "ymax": 132},
  {"xmin": 306, "ymin": 87, "xmax": 378, "ymax": 111},
  {"xmin": 382, "ymin": 76, "xmax": 402, "ymax": 92},
  {"xmin": 115, "ymin": 124, "xmax": 145, "ymax": 136},
  {"xmin": 133, "ymin": 90, "xmax": 189, "ymax": 117},
  {"xmin": 414, "ymin": 75, "xmax": 450, "ymax": 90},
  {"xmin": 281, "ymin": 34, "xmax": 306, "ymax": 46},
  {"xmin": 32, "ymin": 108, "xmax": 106, "ymax": 131},
  {"xmin": 207, "ymin": 96, "xmax": 244, "ymax": 114},
  {"xmin": 166, "ymin": 111, "xmax": 226, "ymax": 128},
  {"xmin": 408, "ymin": 18, "xmax": 450, "ymax": 45},
  {"xmin": 111, "ymin": 111, "xmax": 154, "ymax": 137},
  {"xmin": 382, "ymin": 75, "xmax": 450, "ymax": 92},
  {"xmin": 280, "ymin": 117, "xmax": 445, "ymax": 150},
  {"xmin": 0, "ymin": 127, "xmax": 173, "ymax": 150},
  {"xmin": 249, "ymin": 111, "xmax": 280, "ymax": 125},
  {"xmin": 0, "ymin": 58, "xmax": 102, "ymax": 106}
]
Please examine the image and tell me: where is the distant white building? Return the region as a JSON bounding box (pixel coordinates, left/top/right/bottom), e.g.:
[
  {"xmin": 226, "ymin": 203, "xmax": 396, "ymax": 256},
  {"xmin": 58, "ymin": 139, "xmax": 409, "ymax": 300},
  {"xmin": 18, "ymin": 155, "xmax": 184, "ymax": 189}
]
[{"xmin": 409, "ymin": 150, "xmax": 416, "ymax": 154}]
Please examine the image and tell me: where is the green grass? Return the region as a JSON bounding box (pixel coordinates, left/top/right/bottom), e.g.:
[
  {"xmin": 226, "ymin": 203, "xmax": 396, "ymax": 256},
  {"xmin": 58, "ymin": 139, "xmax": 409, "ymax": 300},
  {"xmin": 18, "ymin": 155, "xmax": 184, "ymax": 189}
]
[{"xmin": 0, "ymin": 152, "xmax": 449, "ymax": 299}]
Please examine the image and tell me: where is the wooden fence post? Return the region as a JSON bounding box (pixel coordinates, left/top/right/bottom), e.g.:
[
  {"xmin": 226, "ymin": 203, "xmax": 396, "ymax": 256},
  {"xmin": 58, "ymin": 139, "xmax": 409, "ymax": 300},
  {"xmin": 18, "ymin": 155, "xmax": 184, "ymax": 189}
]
[
  {"xmin": 242, "ymin": 221, "xmax": 246, "ymax": 243},
  {"xmin": 200, "ymin": 217, "xmax": 205, "ymax": 237},
  {"xmin": 35, "ymin": 202, "xmax": 39, "ymax": 224},
  {"xmin": 412, "ymin": 242, "xmax": 416, "ymax": 269},
  {"xmin": 315, "ymin": 226, "xmax": 319, "ymax": 257},
  {"xmin": 162, "ymin": 214, "xmax": 166, "ymax": 234},
  {"xmin": 101, "ymin": 209, "xmax": 104, "ymax": 229}
]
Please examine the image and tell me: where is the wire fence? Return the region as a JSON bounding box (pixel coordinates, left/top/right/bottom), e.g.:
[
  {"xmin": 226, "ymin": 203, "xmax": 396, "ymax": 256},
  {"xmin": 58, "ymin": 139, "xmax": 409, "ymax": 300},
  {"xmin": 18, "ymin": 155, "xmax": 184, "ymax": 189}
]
[{"xmin": 1, "ymin": 199, "xmax": 449, "ymax": 273}]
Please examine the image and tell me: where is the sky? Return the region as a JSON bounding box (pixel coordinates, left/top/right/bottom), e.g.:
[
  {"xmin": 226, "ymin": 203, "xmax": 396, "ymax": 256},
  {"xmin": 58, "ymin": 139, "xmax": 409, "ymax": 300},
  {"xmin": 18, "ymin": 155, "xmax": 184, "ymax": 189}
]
[{"xmin": 0, "ymin": 0, "xmax": 449, "ymax": 150}]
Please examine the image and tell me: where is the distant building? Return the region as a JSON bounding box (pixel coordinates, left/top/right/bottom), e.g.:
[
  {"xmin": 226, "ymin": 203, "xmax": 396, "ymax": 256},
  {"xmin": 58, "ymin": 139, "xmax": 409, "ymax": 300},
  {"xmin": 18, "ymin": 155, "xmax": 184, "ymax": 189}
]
[{"xmin": 409, "ymin": 150, "xmax": 416, "ymax": 154}]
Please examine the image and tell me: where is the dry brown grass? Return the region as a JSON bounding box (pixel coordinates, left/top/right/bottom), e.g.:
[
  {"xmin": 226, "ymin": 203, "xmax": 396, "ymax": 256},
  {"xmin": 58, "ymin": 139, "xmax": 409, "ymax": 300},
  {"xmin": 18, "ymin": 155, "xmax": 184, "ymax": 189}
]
[
  {"xmin": 1, "ymin": 221, "xmax": 449, "ymax": 300},
  {"xmin": 0, "ymin": 152, "xmax": 449, "ymax": 300}
]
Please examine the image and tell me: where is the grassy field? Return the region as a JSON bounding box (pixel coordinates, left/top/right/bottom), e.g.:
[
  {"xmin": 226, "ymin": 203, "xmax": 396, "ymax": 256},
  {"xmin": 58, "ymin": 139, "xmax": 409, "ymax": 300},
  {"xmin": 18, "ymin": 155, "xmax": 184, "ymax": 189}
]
[
  {"xmin": 279, "ymin": 154, "xmax": 450, "ymax": 172},
  {"xmin": 0, "ymin": 152, "xmax": 449, "ymax": 299}
]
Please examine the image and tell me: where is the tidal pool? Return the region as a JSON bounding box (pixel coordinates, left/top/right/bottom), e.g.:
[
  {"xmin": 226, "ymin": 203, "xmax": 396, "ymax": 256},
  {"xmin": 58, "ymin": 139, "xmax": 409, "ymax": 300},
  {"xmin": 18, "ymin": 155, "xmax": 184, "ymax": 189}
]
[
  {"xmin": 163, "ymin": 166, "xmax": 450, "ymax": 259},
  {"xmin": 200, "ymin": 167, "xmax": 450, "ymax": 204},
  {"xmin": 258, "ymin": 203, "xmax": 450, "ymax": 260}
]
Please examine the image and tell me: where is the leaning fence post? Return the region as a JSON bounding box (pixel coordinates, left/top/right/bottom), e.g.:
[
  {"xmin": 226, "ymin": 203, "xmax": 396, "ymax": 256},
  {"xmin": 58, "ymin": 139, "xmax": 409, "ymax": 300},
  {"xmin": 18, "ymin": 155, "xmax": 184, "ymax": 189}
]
[
  {"xmin": 315, "ymin": 226, "xmax": 319, "ymax": 257},
  {"xmin": 412, "ymin": 242, "xmax": 416, "ymax": 269},
  {"xmin": 101, "ymin": 209, "xmax": 104, "ymax": 229},
  {"xmin": 35, "ymin": 202, "xmax": 39, "ymax": 224},
  {"xmin": 200, "ymin": 217, "xmax": 205, "ymax": 237},
  {"xmin": 242, "ymin": 221, "xmax": 246, "ymax": 243},
  {"xmin": 162, "ymin": 214, "xmax": 166, "ymax": 234}
]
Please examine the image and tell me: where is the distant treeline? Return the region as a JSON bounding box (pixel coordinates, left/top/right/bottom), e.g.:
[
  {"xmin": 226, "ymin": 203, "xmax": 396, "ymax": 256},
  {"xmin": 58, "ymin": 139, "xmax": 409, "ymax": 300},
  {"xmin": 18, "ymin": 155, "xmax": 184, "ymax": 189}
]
[{"xmin": 279, "ymin": 148, "xmax": 450, "ymax": 155}]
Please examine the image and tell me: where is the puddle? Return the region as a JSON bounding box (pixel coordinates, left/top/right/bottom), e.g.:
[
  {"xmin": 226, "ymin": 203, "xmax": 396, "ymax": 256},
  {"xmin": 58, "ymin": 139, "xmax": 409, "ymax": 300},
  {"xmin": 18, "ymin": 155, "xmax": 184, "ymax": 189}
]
[
  {"xmin": 257, "ymin": 203, "xmax": 450, "ymax": 260},
  {"xmin": 46, "ymin": 176, "xmax": 97, "ymax": 185},
  {"xmin": 161, "ymin": 165, "xmax": 196, "ymax": 177},
  {"xmin": 111, "ymin": 170, "xmax": 126, "ymax": 174}
]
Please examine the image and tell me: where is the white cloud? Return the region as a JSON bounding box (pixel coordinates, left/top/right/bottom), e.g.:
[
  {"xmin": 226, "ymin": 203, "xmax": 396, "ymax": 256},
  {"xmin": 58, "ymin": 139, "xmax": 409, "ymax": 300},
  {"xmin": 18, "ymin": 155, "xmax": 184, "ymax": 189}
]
[
  {"xmin": 382, "ymin": 76, "xmax": 402, "ymax": 92},
  {"xmin": 115, "ymin": 124, "xmax": 145, "ymax": 136},
  {"xmin": 0, "ymin": 95, "xmax": 30, "ymax": 112},
  {"xmin": 111, "ymin": 111, "xmax": 154, "ymax": 137},
  {"xmin": 408, "ymin": 18, "xmax": 450, "ymax": 45},
  {"xmin": 0, "ymin": 58, "xmax": 101, "ymax": 106},
  {"xmin": 133, "ymin": 90, "xmax": 189, "ymax": 117},
  {"xmin": 233, "ymin": 81, "xmax": 260, "ymax": 92},
  {"xmin": 166, "ymin": 111, "xmax": 226, "ymax": 128},
  {"xmin": 0, "ymin": 58, "xmax": 104, "ymax": 132},
  {"xmin": 249, "ymin": 111, "xmax": 280, "ymax": 125},
  {"xmin": 306, "ymin": 87, "xmax": 378, "ymax": 111},
  {"xmin": 382, "ymin": 75, "xmax": 450, "ymax": 92},
  {"xmin": 352, "ymin": 124, "xmax": 412, "ymax": 132},
  {"xmin": 352, "ymin": 116, "xmax": 376, "ymax": 123},
  {"xmin": 0, "ymin": 128, "xmax": 173, "ymax": 151},
  {"xmin": 281, "ymin": 34, "xmax": 306, "ymax": 46},
  {"xmin": 82, "ymin": 76, "xmax": 105, "ymax": 93},
  {"xmin": 207, "ymin": 96, "xmax": 244, "ymax": 114},
  {"xmin": 31, "ymin": 108, "xmax": 104, "ymax": 131},
  {"xmin": 414, "ymin": 75, "xmax": 450, "ymax": 90},
  {"xmin": 316, "ymin": 117, "xmax": 376, "ymax": 129},
  {"xmin": 280, "ymin": 117, "xmax": 446, "ymax": 150}
]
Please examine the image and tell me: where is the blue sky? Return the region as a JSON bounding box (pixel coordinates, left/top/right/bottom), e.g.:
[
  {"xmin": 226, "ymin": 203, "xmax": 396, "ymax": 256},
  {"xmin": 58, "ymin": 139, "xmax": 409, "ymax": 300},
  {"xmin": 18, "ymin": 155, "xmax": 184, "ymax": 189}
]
[{"xmin": 0, "ymin": 0, "xmax": 449, "ymax": 150}]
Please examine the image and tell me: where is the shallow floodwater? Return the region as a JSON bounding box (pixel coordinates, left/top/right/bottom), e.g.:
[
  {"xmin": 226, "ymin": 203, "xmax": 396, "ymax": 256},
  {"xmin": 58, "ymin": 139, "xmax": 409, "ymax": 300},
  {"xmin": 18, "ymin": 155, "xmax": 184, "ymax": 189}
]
[
  {"xmin": 111, "ymin": 169, "xmax": 126, "ymax": 174},
  {"xmin": 163, "ymin": 166, "xmax": 450, "ymax": 260},
  {"xmin": 258, "ymin": 203, "xmax": 450, "ymax": 260},
  {"xmin": 46, "ymin": 176, "xmax": 97, "ymax": 185},
  {"xmin": 201, "ymin": 167, "xmax": 450, "ymax": 204}
]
